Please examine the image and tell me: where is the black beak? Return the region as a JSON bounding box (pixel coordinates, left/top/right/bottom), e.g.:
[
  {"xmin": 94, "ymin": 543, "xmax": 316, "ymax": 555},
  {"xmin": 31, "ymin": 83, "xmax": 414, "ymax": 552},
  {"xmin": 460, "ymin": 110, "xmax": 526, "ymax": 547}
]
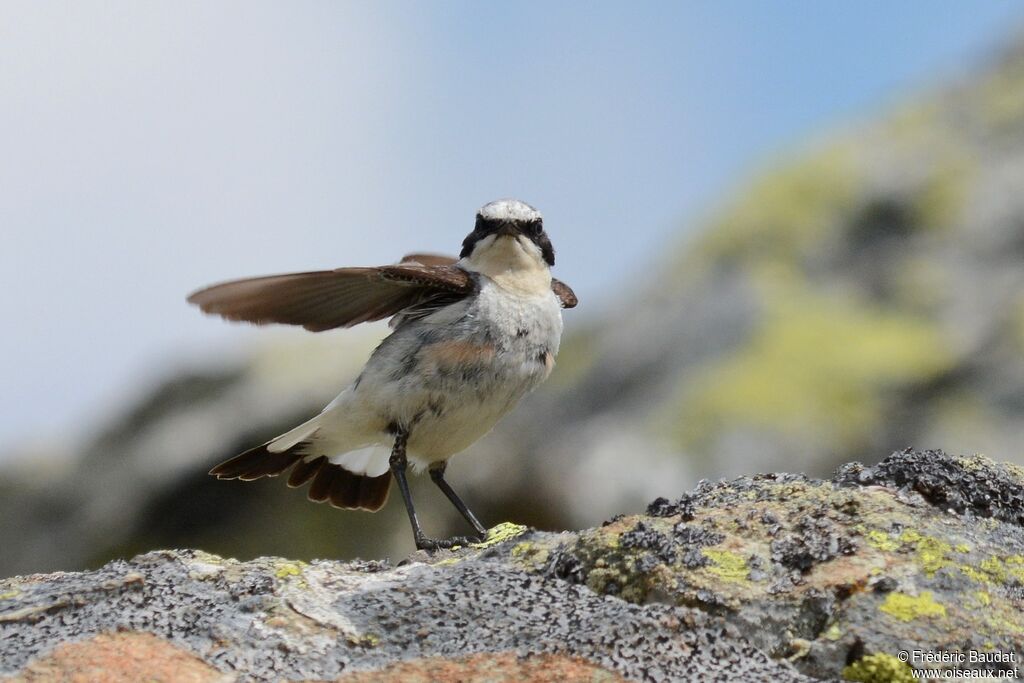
[{"xmin": 496, "ymin": 221, "xmax": 519, "ymax": 237}]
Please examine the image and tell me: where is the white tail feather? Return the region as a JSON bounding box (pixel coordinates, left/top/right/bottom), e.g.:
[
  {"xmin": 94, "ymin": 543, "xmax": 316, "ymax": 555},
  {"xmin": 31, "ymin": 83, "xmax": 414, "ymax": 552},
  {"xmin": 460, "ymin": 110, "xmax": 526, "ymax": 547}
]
[
  {"xmin": 328, "ymin": 446, "xmax": 391, "ymax": 477},
  {"xmin": 267, "ymin": 415, "xmax": 321, "ymax": 453}
]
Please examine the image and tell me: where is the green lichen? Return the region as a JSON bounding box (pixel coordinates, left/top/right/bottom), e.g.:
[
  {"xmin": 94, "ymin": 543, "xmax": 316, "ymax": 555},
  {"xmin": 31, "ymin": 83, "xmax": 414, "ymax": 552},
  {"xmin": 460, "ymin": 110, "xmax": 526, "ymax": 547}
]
[
  {"xmin": 672, "ymin": 276, "xmax": 952, "ymax": 449},
  {"xmin": 891, "ymin": 257, "xmax": 948, "ymax": 312},
  {"xmin": 879, "ymin": 591, "xmax": 946, "ymax": 622},
  {"xmin": 911, "ymin": 156, "xmax": 971, "ymax": 231},
  {"xmin": 690, "ymin": 142, "xmax": 859, "ymax": 268},
  {"xmin": 842, "ymin": 653, "xmax": 915, "ymax": 683},
  {"xmin": 885, "ymin": 100, "xmax": 942, "ymax": 140},
  {"xmin": 701, "ymin": 549, "xmax": 750, "ymax": 583},
  {"xmin": 823, "ymin": 623, "xmax": 843, "ymax": 641},
  {"xmin": 978, "ymin": 58, "xmax": 1024, "ymax": 131}
]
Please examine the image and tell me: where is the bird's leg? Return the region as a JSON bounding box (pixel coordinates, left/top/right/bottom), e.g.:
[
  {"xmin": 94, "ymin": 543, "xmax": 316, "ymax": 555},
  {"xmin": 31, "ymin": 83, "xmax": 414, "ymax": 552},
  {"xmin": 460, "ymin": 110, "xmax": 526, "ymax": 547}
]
[
  {"xmin": 388, "ymin": 428, "xmax": 425, "ymax": 545},
  {"xmin": 429, "ymin": 462, "xmax": 488, "ymax": 542},
  {"xmin": 389, "ymin": 429, "xmax": 480, "ymax": 551}
]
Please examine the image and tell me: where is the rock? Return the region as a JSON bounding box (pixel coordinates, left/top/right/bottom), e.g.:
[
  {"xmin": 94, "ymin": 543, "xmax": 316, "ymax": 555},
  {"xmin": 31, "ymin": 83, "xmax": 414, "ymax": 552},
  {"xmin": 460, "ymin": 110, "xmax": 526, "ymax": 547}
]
[
  {"xmin": 0, "ymin": 552, "xmax": 807, "ymax": 683},
  {"xmin": 2, "ymin": 449, "xmax": 1021, "ymax": 682}
]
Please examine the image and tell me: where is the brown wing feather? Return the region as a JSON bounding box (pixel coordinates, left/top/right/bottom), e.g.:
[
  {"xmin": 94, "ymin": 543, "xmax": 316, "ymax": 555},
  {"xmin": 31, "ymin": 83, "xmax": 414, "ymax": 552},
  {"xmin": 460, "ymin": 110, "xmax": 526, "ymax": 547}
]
[
  {"xmin": 187, "ymin": 264, "xmax": 474, "ymax": 332},
  {"xmin": 551, "ymin": 278, "xmax": 578, "ymax": 308},
  {"xmin": 402, "ymin": 252, "xmax": 579, "ymax": 309},
  {"xmin": 399, "ymin": 253, "xmax": 458, "ymax": 267}
]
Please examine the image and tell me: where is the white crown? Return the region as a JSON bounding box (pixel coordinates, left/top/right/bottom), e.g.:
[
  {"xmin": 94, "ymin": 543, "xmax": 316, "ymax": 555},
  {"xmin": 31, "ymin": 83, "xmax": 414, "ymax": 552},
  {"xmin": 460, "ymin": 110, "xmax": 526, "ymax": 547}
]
[{"xmin": 477, "ymin": 199, "xmax": 542, "ymax": 223}]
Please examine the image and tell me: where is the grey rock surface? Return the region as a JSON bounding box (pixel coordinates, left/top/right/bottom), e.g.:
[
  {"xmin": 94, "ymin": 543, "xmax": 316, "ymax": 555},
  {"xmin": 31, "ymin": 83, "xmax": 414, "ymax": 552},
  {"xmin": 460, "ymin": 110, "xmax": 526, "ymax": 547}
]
[
  {"xmin": 0, "ymin": 549, "xmax": 813, "ymax": 682},
  {"xmin": 3, "ymin": 449, "xmax": 1022, "ymax": 682}
]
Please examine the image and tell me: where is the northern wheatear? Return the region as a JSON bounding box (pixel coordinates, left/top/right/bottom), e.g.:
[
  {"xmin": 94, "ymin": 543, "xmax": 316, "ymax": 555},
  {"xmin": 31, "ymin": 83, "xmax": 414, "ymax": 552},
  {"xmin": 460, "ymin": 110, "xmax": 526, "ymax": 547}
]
[{"xmin": 189, "ymin": 199, "xmax": 577, "ymax": 550}]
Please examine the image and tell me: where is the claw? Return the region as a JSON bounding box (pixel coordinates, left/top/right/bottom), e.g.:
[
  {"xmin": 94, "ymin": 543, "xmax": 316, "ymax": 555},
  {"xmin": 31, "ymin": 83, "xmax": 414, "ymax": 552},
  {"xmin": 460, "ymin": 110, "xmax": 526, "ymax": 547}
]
[{"xmin": 414, "ymin": 534, "xmax": 482, "ymax": 551}]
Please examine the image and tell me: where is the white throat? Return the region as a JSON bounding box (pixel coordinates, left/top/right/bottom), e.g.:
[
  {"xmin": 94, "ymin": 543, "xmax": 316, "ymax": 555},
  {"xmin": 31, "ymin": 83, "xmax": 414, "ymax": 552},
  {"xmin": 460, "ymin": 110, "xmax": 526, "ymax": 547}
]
[{"xmin": 461, "ymin": 234, "xmax": 552, "ymax": 296}]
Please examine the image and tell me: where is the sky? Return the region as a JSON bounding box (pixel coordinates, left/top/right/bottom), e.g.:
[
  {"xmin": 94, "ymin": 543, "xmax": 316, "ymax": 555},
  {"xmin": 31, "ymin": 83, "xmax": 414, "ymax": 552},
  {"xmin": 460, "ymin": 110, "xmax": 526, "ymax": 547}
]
[{"xmin": 3, "ymin": 1, "xmax": 1024, "ymax": 451}]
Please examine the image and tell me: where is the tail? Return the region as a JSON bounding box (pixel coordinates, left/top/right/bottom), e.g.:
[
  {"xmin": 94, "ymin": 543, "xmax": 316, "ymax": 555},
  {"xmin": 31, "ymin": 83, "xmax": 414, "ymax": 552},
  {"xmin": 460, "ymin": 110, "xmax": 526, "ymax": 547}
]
[{"xmin": 208, "ymin": 417, "xmax": 391, "ymax": 512}]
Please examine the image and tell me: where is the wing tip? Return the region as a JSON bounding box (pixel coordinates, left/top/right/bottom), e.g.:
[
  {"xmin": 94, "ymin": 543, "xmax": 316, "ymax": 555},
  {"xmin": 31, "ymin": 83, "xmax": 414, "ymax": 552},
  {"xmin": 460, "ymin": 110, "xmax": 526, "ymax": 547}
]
[{"xmin": 185, "ymin": 286, "xmax": 221, "ymax": 312}]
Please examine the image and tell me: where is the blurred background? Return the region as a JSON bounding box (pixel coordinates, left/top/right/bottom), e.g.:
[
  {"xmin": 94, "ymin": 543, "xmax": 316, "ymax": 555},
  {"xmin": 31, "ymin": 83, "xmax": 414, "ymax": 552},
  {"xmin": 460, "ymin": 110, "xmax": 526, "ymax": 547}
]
[{"xmin": 3, "ymin": 2, "xmax": 1024, "ymax": 576}]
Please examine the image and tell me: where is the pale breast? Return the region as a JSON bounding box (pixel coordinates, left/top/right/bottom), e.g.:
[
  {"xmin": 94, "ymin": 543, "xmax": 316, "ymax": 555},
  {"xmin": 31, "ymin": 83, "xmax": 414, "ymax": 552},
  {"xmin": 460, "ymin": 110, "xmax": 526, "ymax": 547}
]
[
  {"xmin": 474, "ymin": 280, "xmax": 563, "ymax": 353},
  {"xmin": 344, "ymin": 279, "xmax": 564, "ymax": 463}
]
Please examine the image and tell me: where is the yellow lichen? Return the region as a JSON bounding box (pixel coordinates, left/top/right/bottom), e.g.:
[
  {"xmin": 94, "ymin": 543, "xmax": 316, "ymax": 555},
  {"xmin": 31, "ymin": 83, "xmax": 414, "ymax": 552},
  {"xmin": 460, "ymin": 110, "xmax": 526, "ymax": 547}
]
[
  {"xmin": 959, "ymin": 555, "xmax": 1024, "ymax": 585},
  {"xmin": 979, "ymin": 63, "xmax": 1024, "ymax": 131},
  {"xmin": 274, "ymin": 562, "xmax": 304, "ymax": 579},
  {"xmin": 432, "ymin": 557, "xmax": 461, "ymax": 567},
  {"xmin": 980, "ymin": 557, "xmax": 1007, "ymax": 581},
  {"xmin": 891, "ymin": 257, "xmax": 947, "ymax": 311},
  {"xmin": 912, "ymin": 156, "xmax": 971, "ymax": 230},
  {"xmin": 885, "ymin": 100, "xmax": 942, "ymax": 140},
  {"xmin": 842, "ymin": 653, "xmax": 915, "ymax": 683},
  {"xmin": 509, "ymin": 541, "xmax": 550, "ymax": 568},
  {"xmin": 346, "ymin": 633, "xmax": 382, "ymax": 648},
  {"xmin": 879, "ymin": 591, "xmax": 946, "ymax": 622},
  {"xmin": 1008, "ymin": 555, "xmax": 1024, "ymax": 581},
  {"xmin": 701, "ymin": 549, "xmax": 750, "ymax": 583},
  {"xmin": 470, "ymin": 522, "xmax": 529, "ymax": 549},
  {"xmin": 511, "ymin": 542, "xmax": 534, "ymax": 557},
  {"xmin": 691, "ymin": 143, "xmax": 859, "ymax": 268},
  {"xmin": 865, "ymin": 530, "xmax": 900, "ymax": 552},
  {"xmin": 898, "ymin": 530, "xmax": 953, "ymax": 576},
  {"xmin": 674, "ymin": 277, "xmax": 952, "ymax": 449},
  {"xmin": 0, "ymin": 590, "xmax": 19, "ymax": 600}
]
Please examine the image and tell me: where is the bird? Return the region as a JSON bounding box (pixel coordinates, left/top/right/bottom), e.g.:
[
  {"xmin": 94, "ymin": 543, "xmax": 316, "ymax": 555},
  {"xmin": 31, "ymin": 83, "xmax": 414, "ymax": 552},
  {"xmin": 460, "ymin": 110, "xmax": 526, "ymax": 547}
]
[{"xmin": 188, "ymin": 199, "xmax": 577, "ymax": 550}]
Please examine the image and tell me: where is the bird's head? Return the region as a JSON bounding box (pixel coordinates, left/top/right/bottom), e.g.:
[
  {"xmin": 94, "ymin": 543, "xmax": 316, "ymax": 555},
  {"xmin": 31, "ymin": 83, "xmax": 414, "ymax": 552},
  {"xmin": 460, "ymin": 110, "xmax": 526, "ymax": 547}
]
[{"xmin": 460, "ymin": 199, "xmax": 555, "ymax": 271}]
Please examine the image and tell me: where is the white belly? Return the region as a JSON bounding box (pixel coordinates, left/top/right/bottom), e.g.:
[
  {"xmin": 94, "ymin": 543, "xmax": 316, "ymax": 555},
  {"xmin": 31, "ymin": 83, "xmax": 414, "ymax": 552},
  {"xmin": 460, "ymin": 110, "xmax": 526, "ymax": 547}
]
[{"xmin": 316, "ymin": 279, "xmax": 564, "ymax": 473}]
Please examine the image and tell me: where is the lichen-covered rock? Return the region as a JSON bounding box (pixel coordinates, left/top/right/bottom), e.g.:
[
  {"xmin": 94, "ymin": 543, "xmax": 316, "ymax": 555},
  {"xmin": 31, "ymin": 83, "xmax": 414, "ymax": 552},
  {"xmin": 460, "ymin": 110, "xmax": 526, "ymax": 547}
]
[
  {"xmin": 2, "ymin": 449, "xmax": 1022, "ymax": 682},
  {"xmin": 0, "ymin": 550, "xmax": 809, "ymax": 682},
  {"xmin": 432, "ymin": 449, "xmax": 1024, "ymax": 680}
]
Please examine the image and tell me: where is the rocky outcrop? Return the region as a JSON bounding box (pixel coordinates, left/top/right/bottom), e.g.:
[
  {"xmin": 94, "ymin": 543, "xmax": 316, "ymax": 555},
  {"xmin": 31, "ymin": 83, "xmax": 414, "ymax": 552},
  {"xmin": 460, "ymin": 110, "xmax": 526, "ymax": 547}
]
[{"xmin": 3, "ymin": 449, "xmax": 1022, "ymax": 682}]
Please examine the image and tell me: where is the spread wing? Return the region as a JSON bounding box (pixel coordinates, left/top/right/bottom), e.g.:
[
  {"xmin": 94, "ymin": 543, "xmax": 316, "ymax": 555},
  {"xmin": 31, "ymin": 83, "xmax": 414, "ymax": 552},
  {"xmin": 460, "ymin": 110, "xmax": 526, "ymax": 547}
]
[
  {"xmin": 187, "ymin": 263, "xmax": 474, "ymax": 332},
  {"xmin": 402, "ymin": 254, "xmax": 578, "ymax": 309}
]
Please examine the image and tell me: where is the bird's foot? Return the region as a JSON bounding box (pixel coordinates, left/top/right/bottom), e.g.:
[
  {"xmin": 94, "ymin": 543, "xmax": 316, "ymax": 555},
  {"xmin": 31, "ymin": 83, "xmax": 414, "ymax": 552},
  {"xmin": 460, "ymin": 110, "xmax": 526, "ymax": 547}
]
[{"xmin": 414, "ymin": 531, "xmax": 488, "ymax": 551}]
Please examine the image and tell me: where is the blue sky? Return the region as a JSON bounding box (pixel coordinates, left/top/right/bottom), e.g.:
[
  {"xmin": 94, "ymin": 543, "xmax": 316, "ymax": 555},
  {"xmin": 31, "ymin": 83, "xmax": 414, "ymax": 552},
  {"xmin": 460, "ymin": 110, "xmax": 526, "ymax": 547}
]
[{"xmin": 3, "ymin": 1, "xmax": 1023, "ymax": 450}]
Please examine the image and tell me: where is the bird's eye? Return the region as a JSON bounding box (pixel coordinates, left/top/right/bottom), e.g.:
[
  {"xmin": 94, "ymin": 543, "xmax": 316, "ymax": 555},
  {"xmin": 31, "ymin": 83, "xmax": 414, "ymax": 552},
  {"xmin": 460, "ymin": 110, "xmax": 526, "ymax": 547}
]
[{"xmin": 527, "ymin": 221, "xmax": 542, "ymax": 236}]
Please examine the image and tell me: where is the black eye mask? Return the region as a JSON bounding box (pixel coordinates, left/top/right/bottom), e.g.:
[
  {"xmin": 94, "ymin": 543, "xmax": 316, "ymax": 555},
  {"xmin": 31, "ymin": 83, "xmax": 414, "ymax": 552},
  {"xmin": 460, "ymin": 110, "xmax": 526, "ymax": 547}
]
[{"xmin": 461, "ymin": 216, "xmax": 555, "ymax": 266}]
